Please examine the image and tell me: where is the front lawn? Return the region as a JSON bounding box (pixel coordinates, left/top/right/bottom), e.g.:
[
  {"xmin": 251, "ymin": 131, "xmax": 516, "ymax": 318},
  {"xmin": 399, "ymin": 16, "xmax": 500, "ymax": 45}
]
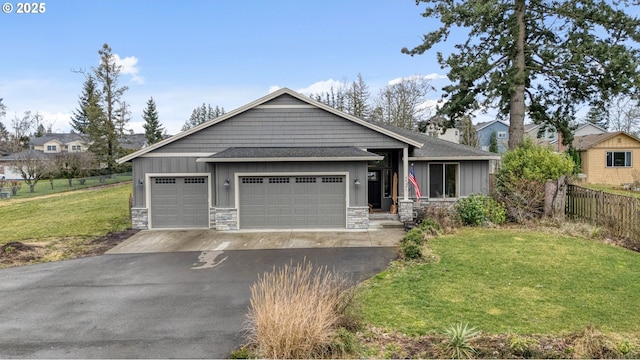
[
  {"xmin": 357, "ymin": 228, "xmax": 640, "ymax": 336},
  {"xmin": 582, "ymin": 183, "xmax": 640, "ymax": 198},
  {"xmin": 0, "ymin": 183, "xmax": 132, "ymax": 244}
]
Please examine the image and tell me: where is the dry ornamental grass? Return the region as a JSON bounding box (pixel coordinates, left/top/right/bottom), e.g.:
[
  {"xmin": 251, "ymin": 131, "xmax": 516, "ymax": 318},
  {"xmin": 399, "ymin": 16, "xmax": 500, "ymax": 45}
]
[{"xmin": 245, "ymin": 261, "xmax": 350, "ymax": 359}]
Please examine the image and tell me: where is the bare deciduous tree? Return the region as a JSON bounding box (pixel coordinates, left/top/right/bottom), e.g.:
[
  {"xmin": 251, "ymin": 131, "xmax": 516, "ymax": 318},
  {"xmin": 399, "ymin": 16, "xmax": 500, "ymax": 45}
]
[{"xmin": 370, "ymin": 76, "xmax": 434, "ymax": 130}]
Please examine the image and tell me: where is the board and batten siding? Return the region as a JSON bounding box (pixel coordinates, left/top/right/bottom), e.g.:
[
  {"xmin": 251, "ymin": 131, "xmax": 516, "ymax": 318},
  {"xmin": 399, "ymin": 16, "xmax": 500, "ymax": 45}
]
[
  {"xmin": 214, "ymin": 161, "xmax": 365, "ymax": 208},
  {"xmin": 154, "ymin": 107, "xmax": 406, "ymax": 153},
  {"xmin": 132, "ymin": 157, "xmax": 213, "ymax": 208},
  {"xmin": 580, "ymin": 134, "xmax": 640, "ymax": 185},
  {"xmin": 400, "ymin": 161, "xmax": 489, "ymax": 199}
]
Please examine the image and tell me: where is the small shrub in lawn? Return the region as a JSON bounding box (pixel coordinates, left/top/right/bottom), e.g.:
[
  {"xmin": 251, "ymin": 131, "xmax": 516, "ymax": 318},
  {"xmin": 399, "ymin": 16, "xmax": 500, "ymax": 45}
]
[
  {"xmin": 455, "ymin": 194, "xmax": 506, "ymax": 226},
  {"xmin": 419, "ymin": 218, "xmax": 442, "ymax": 236},
  {"xmin": 400, "ymin": 228, "xmax": 425, "ymax": 260},
  {"xmin": 401, "ymin": 241, "xmax": 422, "ymax": 260},
  {"xmin": 435, "ymin": 322, "xmax": 479, "ymax": 359},
  {"xmin": 245, "ymin": 260, "xmax": 351, "ymax": 359},
  {"xmin": 509, "ymin": 335, "xmax": 540, "ymax": 358},
  {"xmin": 402, "ymin": 228, "xmax": 425, "ymax": 246}
]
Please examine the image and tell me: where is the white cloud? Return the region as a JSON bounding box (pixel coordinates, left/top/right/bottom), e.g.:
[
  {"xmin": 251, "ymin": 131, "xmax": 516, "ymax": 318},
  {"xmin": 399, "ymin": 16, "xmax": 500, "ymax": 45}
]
[
  {"xmin": 388, "ymin": 73, "xmax": 446, "ymax": 86},
  {"xmin": 268, "ymin": 85, "xmax": 281, "ymax": 93},
  {"xmin": 296, "ymin": 79, "xmax": 345, "ymax": 96},
  {"xmin": 113, "ymin": 54, "xmax": 144, "ymax": 85}
]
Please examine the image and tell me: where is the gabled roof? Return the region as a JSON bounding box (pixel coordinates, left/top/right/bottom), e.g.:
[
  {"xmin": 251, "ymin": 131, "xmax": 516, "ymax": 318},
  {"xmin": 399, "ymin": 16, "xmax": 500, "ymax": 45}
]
[
  {"xmin": 572, "ymin": 131, "xmax": 640, "ymax": 151},
  {"xmin": 474, "ymin": 120, "xmax": 508, "ymax": 132},
  {"xmin": 575, "ymin": 122, "xmax": 608, "ymax": 133},
  {"xmin": 0, "ymin": 149, "xmax": 51, "ymax": 161},
  {"xmin": 29, "ymin": 133, "xmax": 84, "ymax": 146},
  {"xmin": 117, "ymin": 88, "xmax": 423, "ymax": 163}
]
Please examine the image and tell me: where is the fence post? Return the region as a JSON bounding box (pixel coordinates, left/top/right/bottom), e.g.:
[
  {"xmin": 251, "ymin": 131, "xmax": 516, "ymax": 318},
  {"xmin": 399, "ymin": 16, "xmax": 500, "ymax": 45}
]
[{"xmin": 544, "ymin": 180, "xmax": 556, "ymax": 217}]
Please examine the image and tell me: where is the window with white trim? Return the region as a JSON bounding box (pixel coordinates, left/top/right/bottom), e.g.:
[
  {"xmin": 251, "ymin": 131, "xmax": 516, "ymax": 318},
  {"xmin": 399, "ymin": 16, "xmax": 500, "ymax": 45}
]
[
  {"xmin": 606, "ymin": 151, "xmax": 632, "ymax": 167},
  {"xmin": 428, "ymin": 163, "xmax": 459, "ymax": 199},
  {"xmin": 71, "ymin": 145, "xmax": 82, "ymax": 151},
  {"xmin": 497, "ymin": 131, "xmax": 507, "ymax": 139},
  {"xmin": 46, "ymin": 145, "xmax": 57, "ymax": 151}
]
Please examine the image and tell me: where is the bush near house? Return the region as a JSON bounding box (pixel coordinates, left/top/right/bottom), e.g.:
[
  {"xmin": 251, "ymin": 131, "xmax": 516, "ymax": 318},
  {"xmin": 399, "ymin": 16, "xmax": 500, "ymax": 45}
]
[{"xmin": 494, "ymin": 139, "xmax": 574, "ymax": 222}]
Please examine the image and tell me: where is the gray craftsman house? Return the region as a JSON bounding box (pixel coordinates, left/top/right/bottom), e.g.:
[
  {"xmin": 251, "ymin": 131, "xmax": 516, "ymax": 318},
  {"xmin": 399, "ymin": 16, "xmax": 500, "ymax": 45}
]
[{"xmin": 118, "ymin": 88, "xmax": 499, "ymax": 230}]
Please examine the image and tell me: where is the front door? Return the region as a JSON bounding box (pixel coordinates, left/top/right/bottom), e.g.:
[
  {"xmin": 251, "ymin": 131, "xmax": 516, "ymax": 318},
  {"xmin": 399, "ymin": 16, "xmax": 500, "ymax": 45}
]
[{"xmin": 367, "ymin": 170, "xmax": 381, "ymax": 209}]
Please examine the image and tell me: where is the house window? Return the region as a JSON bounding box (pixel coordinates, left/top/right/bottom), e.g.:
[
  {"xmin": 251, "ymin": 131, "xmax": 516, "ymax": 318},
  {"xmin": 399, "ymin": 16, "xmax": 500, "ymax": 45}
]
[
  {"xmin": 428, "ymin": 163, "xmax": 459, "ymax": 199},
  {"xmin": 46, "ymin": 145, "xmax": 57, "ymax": 151},
  {"xmin": 606, "ymin": 151, "xmax": 632, "ymax": 167},
  {"xmin": 497, "ymin": 131, "xmax": 507, "ymax": 139},
  {"xmin": 71, "ymin": 145, "xmax": 82, "ymax": 151}
]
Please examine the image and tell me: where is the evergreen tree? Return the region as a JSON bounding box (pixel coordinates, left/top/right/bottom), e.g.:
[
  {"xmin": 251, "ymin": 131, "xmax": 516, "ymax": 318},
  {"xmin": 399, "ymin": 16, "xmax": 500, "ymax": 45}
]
[
  {"xmin": 584, "ymin": 106, "xmax": 610, "ymax": 130},
  {"xmin": 403, "ymin": 0, "xmax": 640, "ymax": 149},
  {"xmin": 142, "ymin": 97, "xmax": 164, "ymax": 145},
  {"xmin": 181, "ymin": 103, "xmax": 225, "ymax": 131},
  {"xmin": 87, "ymin": 43, "xmax": 130, "ymax": 172},
  {"xmin": 70, "ymin": 75, "xmax": 101, "ymax": 134},
  {"xmin": 457, "ymin": 115, "xmax": 479, "ymax": 148},
  {"xmin": 489, "ymin": 131, "xmax": 499, "ymax": 153}
]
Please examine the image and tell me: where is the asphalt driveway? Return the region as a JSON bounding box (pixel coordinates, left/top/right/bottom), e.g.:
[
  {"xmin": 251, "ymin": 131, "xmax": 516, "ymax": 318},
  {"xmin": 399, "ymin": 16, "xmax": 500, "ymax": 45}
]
[{"xmin": 0, "ymin": 247, "xmax": 397, "ymax": 358}]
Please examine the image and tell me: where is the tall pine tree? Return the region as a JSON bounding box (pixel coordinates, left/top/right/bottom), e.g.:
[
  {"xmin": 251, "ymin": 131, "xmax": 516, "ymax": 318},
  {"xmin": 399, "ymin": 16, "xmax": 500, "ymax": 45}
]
[
  {"xmin": 142, "ymin": 97, "xmax": 164, "ymax": 145},
  {"xmin": 70, "ymin": 75, "xmax": 102, "ymax": 134},
  {"xmin": 181, "ymin": 103, "xmax": 225, "ymax": 131},
  {"xmin": 86, "ymin": 43, "xmax": 129, "ymax": 172},
  {"xmin": 403, "ymin": 0, "xmax": 640, "ymax": 149}
]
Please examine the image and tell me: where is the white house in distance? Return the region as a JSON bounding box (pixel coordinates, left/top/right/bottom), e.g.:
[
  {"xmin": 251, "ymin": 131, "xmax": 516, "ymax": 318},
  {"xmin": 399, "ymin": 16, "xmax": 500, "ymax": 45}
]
[{"xmin": 29, "ymin": 133, "xmax": 88, "ymax": 154}]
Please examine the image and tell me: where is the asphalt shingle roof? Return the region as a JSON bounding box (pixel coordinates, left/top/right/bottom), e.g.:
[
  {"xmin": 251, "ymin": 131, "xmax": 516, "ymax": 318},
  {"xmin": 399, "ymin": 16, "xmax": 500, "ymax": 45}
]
[
  {"xmin": 203, "ymin": 146, "xmax": 382, "ymax": 160},
  {"xmin": 372, "ymin": 122, "xmax": 500, "ymax": 159}
]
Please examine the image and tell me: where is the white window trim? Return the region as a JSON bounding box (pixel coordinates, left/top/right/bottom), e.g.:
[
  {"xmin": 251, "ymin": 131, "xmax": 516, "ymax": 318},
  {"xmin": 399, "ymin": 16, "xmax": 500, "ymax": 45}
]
[
  {"xmin": 606, "ymin": 151, "xmax": 632, "ymax": 168},
  {"xmin": 427, "ymin": 162, "xmax": 460, "ymax": 201}
]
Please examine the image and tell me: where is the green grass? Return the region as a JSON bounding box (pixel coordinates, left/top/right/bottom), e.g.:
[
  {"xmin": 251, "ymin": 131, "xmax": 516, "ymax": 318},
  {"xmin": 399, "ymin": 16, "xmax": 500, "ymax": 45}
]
[
  {"xmin": 3, "ymin": 173, "xmax": 132, "ymax": 199},
  {"xmin": 0, "ymin": 183, "xmax": 132, "ymax": 245},
  {"xmin": 582, "ymin": 183, "xmax": 640, "ymax": 198},
  {"xmin": 357, "ymin": 228, "xmax": 640, "ymax": 336}
]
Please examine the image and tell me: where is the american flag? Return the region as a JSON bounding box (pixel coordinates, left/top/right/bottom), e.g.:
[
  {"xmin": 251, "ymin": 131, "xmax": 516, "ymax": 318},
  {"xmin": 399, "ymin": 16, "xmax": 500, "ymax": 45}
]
[{"xmin": 408, "ymin": 163, "xmax": 422, "ymax": 198}]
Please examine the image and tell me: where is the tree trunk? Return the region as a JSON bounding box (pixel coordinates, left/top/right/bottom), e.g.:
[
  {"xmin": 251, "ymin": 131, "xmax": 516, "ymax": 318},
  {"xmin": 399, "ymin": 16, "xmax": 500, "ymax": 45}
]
[{"xmin": 509, "ymin": 0, "xmax": 527, "ymax": 150}]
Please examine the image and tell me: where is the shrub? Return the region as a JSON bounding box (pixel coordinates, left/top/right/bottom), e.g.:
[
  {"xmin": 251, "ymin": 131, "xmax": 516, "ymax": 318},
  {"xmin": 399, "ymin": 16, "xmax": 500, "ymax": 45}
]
[
  {"xmin": 509, "ymin": 335, "xmax": 540, "ymax": 358},
  {"xmin": 401, "ymin": 241, "xmax": 422, "ymax": 260},
  {"xmin": 495, "ymin": 138, "xmax": 574, "ymax": 222},
  {"xmin": 245, "ymin": 261, "xmax": 350, "ymax": 359},
  {"xmin": 455, "ymin": 194, "xmax": 506, "ymax": 226},
  {"xmin": 402, "ymin": 228, "xmax": 425, "ymax": 246},
  {"xmin": 400, "ymin": 228, "xmax": 425, "ymax": 260},
  {"xmin": 419, "ymin": 218, "xmax": 442, "ymax": 236},
  {"xmin": 423, "ymin": 205, "xmax": 460, "ymax": 232},
  {"xmin": 436, "ymin": 323, "xmax": 479, "ymax": 359}
]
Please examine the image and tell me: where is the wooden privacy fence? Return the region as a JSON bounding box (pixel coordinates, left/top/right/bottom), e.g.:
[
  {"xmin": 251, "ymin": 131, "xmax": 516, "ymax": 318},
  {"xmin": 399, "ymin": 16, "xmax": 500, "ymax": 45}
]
[{"xmin": 566, "ymin": 184, "xmax": 640, "ymax": 240}]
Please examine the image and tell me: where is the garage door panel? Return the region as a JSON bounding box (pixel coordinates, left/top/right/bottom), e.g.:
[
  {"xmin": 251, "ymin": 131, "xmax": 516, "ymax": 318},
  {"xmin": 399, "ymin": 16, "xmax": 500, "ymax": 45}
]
[
  {"xmin": 151, "ymin": 177, "xmax": 208, "ymax": 228},
  {"xmin": 240, "ymin": 175, "xmax": 345, "ymax": 229}
]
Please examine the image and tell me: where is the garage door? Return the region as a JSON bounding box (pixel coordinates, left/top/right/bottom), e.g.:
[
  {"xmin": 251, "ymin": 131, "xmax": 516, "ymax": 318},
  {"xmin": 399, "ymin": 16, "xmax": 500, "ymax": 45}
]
[
  {"xmin": 239, "ymin": 176, "xmax": 346, "ymax": 229},
  {"xmin": 151, "ymin": 177, "xmax": 209, "ymax": 228}
]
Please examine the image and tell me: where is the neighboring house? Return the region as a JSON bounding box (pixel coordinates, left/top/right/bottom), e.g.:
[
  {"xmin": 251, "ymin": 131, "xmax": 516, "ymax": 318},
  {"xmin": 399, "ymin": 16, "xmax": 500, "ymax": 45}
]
[
  {"xmin": 475, "ymin": 120, "xmax": 509, "ymax": 153},
  {"xmin": 0, "ymin": 150, "xmax": 52, "ymax": 180},
  {"xmin": 118, "ymin": 88, "xmax": 499, "ymax": 231},
  {"xmin": 525, "ymin": 123, "xmax": 558, "ymax": 147},
  {"xmin": 423, "ymin": 123, "xmax": 460, "ymax": 144},
  {"xmin": 572, "ymin": 131, "xmax": 640, "ymax": 185},
  {"xmin": 30, "ymin": 133, "xmax": 88, "ymax": 153},
  {"xmin": 552, "ymin": 122, "xmax": 608, "ymax": 152}
]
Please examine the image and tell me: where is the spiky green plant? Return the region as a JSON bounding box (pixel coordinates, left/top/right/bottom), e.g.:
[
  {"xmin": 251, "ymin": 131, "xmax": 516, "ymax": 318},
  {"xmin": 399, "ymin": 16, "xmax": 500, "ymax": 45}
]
[{"xmin": 439, "ymin": 323, "xmax": 479, "ymax": 359}]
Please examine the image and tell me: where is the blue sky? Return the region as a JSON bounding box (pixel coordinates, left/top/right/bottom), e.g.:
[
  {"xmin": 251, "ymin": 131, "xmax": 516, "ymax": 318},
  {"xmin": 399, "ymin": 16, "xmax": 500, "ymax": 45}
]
[{"xmin": 1, "ymin": 0, "xmax": 451, "ymax": 134}]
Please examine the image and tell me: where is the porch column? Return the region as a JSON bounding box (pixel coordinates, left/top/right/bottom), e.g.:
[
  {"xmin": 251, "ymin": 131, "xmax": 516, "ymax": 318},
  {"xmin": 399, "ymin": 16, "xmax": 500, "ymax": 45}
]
[{"xmin": 403, "ymin": 147, "xmax": 409, "ymax": 201}]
